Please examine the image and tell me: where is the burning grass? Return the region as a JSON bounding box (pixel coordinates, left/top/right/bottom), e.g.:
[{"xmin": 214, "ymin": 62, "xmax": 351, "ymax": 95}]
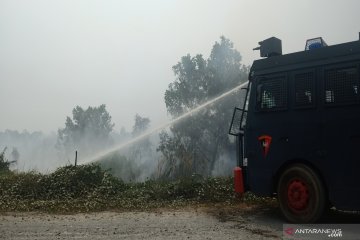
[{"xmin": 0, "ymin": 164, "xmax": 275, "ymax": 213}]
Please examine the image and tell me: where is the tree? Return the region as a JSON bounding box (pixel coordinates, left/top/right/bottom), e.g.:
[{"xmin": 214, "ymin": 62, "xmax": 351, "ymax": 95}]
[
  {"xmin": 0, "ymin": 147, "xmax": 15, "ymax": 174},
  {"xmin": 158, "ymin": 36, "xmax": 249, "ymax": 178},
  {"xmin": 57, "ymin": 104, "xmax": 115, "ymax": 159},
  {"xmin": 132, "ymin": 114, "xmax": 150, "ymax": 137},
  {"xmin": 130, "ymin": 114, "xmax": 151, "ymax": 163},
  {"xmin": 99, "ymin": 114, "xmax": 155, "ymax": 182},
  {"xmin": 11, "ymin": 147, "xmax": 19, "ymax": 163}
]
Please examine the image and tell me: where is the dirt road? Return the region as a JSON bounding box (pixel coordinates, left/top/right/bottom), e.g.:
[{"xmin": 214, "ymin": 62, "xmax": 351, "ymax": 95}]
[
  {"xmin": 0, "ymin": 204, "xmax": 283, "ymax": 240},
  {"xmin": 1, "ymin": 204, "xmax": 359, "ymax": 240}
]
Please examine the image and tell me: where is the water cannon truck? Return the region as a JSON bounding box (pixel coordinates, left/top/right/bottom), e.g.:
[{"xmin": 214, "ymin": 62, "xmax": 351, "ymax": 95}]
[{"xmin": 229, "ymin": 34, "xmax": 360, "ymax": 223}]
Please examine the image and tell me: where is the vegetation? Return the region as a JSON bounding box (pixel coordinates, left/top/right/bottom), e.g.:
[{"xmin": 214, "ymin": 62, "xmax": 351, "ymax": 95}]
[
  {"xmin": 0, "ymin": 147, "xmax": 15, "ymax": 174},
  {"xmin": 0, "ymin": 164, "xmax": 274, "ymax": 213},
  {"xmin": 98, "ymin": 114, "xmax": 157, "ymax": 182},
  {"xmin": 56, "ymin": 104, "xmax": 115, "ymax": 160},
  {"xmin": 99, "ymin": 153, "xmax": 141, "ymax": 182},
  {"xmin": 158, "ymin": 36, "xmax": 249, "ymax": 178}
]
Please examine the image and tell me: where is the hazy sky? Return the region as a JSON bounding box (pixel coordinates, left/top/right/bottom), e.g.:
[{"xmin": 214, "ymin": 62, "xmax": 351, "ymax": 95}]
[{"xmin": 1, "ymin": 0, "xmax": 359, "ymax": 133}]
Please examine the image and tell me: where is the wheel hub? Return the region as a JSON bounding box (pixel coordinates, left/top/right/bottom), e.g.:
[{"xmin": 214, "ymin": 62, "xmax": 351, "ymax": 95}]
[{"xmin": 287, "ymin": 179, "xmax": 309, "ymax": 211}]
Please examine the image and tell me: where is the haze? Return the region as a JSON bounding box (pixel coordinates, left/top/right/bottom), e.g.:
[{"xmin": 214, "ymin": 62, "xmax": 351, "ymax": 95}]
[{"xmin": 1, "ymin": 0, "xmax": 360, "ymax": 133}]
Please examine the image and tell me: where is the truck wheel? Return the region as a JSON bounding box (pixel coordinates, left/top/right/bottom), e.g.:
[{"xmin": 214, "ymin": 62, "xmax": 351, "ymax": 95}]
[{"xmin": 277, "ymin": 164, "xmax": 326, "ymax": 223}]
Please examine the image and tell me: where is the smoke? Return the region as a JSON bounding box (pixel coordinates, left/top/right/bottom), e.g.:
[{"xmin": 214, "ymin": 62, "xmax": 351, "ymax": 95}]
[
  {"xmin": 78, "ymin": 83, "xmax": 247, "ymax": 181},
  {"xmin": 211, "ymin": 151, "xmax": 237, "ymax": 177},
  {"xmin": 98, "ymin": 133, "xmax": 161, "ymax": 182},
  {"xmin": 0, "ymin": 127, "xmax": 237, "ymax": 179},
  {"xmin": 82, "ymin": 83, "xmax": 246, "ymax": 165},
  {"xmin": 0, "ymin": 127, "xmax": 160, "ymax": 181},
  {"xmin": 0, "ymin": 83, "xmax": 247, "ymax": 181},
  {"xmin": 0, "ymin": 130, "xmax": 64, "ymax": 173}
]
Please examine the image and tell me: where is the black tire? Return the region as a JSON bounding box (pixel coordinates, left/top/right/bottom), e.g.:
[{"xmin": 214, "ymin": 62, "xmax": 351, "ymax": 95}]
[{"xmin": 277, "ymin": 164, "xmax": 327, "ymax": 223}]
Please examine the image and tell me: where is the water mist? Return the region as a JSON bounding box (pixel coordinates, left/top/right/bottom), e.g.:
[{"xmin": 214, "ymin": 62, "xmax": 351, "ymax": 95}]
[{"xmin": 81, "ymin": 82, "xmax": 248, "ymax": 165}]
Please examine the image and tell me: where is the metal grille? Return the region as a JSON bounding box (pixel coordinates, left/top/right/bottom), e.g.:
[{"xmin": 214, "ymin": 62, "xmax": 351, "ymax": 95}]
[
  {"xmin": 324, "ymin": 67, "xmax": 359, "ymax": 105},
  {"xmin": 295, "ymin": 72, "xmax": 315, "ymax": 107},
  {"xmin": 257, "ymin": 76, "xmax": 287, "ymax": 111},
  {"xmin": 229, "ymin": 107, "xmax": 243, "ymax": 136}
]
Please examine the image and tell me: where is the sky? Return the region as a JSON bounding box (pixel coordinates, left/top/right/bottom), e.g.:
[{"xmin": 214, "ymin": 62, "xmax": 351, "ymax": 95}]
[{"xmin": 1, "ymin": 0, "xmax": 360, "ymax": 134}]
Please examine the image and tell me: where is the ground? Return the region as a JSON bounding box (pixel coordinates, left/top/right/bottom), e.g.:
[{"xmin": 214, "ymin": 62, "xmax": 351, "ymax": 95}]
[{"xmin": 1, "ymin": 204, "xmax": 359, "ymax": 240}]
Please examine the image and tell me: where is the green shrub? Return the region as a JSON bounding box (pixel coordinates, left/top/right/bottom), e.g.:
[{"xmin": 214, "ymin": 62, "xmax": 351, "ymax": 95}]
[
  {"xmin": 42, "ymin": 164, "xmax": 126, "ymax": 199},
  {"xmin": 0, "ymin": 148, "xmax": 11, "ymax": 174},
  {"xmin": 0, "ymin": 172, "xmax": 43, "ymax": 200},
  {"xmin": 0, "ymin": 163, "xmax": 274, "ymax": 213}
]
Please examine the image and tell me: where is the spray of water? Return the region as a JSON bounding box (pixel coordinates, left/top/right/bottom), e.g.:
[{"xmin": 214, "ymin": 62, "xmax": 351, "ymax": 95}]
[{"xmin": 80, "ymin": 81, "xmax": 248, "ymax": 165}]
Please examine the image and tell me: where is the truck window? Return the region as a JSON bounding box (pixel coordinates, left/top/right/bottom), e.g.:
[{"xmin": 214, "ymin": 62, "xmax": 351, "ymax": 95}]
[
  {"xmin": 294, "ymin": 72, "xmax": 315, "ymax": 108},
  {"xmin": 324, "ymin": 66, "xmax": 359, "ymax": 105},
  {"xmin": 256, "ymin": 76, "xmax": 287, "ymax": 111}
]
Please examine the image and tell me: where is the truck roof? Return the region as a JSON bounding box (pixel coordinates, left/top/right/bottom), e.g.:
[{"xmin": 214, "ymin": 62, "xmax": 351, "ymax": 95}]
[{"xmin": 250, "ymin": 40, "xmax": 360, "ymax": 77}]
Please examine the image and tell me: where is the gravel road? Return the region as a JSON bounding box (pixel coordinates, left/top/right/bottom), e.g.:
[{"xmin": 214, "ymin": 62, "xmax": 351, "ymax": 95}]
[
  {"xmin": 0, "ymin": 204, "xmax": 283, "ymax": 240},
  {"xmin": 1, "ymin": 204, "xmax": 359, "ymax": 240}
]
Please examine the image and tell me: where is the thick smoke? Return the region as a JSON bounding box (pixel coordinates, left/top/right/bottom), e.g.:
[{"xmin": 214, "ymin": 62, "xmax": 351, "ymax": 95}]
[
  {"xmin": 98, "ymin": 129, "xmax": 161, "ymax": 182},
  {"xmin": 0, "ymin": 130, "xmax": 63, "ymax": 172}
]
